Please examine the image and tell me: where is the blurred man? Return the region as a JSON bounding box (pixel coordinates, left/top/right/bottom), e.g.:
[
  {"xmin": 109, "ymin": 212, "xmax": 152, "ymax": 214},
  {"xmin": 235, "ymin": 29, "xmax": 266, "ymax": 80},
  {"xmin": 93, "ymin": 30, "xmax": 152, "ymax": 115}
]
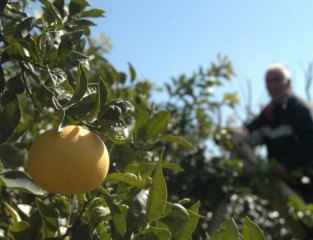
[{"xmin": 245, "ymin": 64, "xmax": 313, "ymax": 202}]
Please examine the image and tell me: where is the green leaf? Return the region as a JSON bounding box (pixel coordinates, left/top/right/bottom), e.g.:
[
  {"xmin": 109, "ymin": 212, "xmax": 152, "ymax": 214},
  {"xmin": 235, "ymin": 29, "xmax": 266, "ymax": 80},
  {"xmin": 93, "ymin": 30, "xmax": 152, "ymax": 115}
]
[
  {"xmin": 145, "ymin": 226, "xmax": 171, "ymax": 240},
  {"xmin": 146, "ymin": 151, "xmax": 167, "ymax": 222},
  {"xmin": 243, "ymin": 217, "xmax": 265, "ymax": 240},
  {"xmin": 8, "ymin": 221, "xmax": 31, "ymax": 240},
  {"xmin": 177, "ymin": 201, "xmax": 201, "ymax": 240},
  {"xmin": 98, "ymin": 186, "xmax": 126, "ymax": 237},
  {"xmin": 40, "ymin": 0, "xmax": 63, "ymax": 24},
  {"xmin": 161, "ymin": 134, "xmax": 196, "ymax": 151},
  {"xmin": 53, "ymin": 0, "xmax": 65, "ymax": 16},
  {"xmin": 145, "ymin": 111, "xmax": 171, "ymax": 142},
  {"xmin": 60, "ymin": 51, "xmax": 90, "ymax": 69},
  {"xmin": 58, "ymin": 31, "xmax": 83, "ymax": 59},
  {"xmin": 0, "ymin": 170, "xmax": 44, "ymax": 195},
  {"xmin": 0, "ymin": 144, "xmax": 24, "ymax": 169},
  {"xmin": 67, "ymin": 93, "xmax": 97, "ymax": 117},
  {"xmin": 80, "ymin": 8, "xmax": 105, "ymax": 18},
  {"xmin": 164, "ymin": 203, "xmax": 190, "ymax": 222},
  {"xmin": 97, "ymin": 76, "xmax": 109, "ymax": 116},
  {"xmin": 125, "ymin": 162, "xmax": 156, "ymax": 178},
  {"xmin": 213, "ymin": 218, "xmax": 239, "ymax": 240},
  {"xmin": 70, "ymin": 63, "xmax": 88, "ymax": 103},
  {"xmin": 78, "ymin": 77, "xmax": 108, "ymax": 121},
  {"xmin": 7, "ymin": 73, "xmax": 25, "ymax": 95},
  {"xmin": 90, "ymin": 206, "xmax": 110, "ymax": 227},
  {"xmin": 1, "ymin": 42, "xmax": 25, "ymax": 63},
  {"xmin": 106, "ymin": 173, "xmax": 146, "ymax": 189},
  {"xmin": 223, "ymin": 92, "xmax": 239, "ymax": 108},
  {"xmin": 3, "ymin": 201, "xmax": 21, "ymax": 223},
  {"xmin": 127, "ymin": 190, "xmax": 148, "ymax": 231},
  {"xmin": 128, "ymin": 62, "xmax": 136, "ymax": 82},
  {"xmin": 76, "ymin": 19, "xmax": 96, "ymax": 27},
  {"xmin": 134, "ymin": 111, "xmax": 149, "ymax": 141},
  {"xmin": 0, "ymin": 94, "xmax": 21, "ymax": 143},
  {"xmin": 95, "ymin": 224, "xmax": 111, "ymax": 240},
  {"xmin": 13, "ymin": 17, "xmax": 36, "ymax": 39},
  {"xmin": 47, "ymin": 67, "xmax": 67, "ymax": 87},
  {"xmin": 162, "ymin": 162, "xmax": 185, "ymax": 173},
  {"xmin": 69, "ymin": 0, "xmax": 89, "ymax": 16},
  {"xmin": 36, "ymin": 199, "xmax": 59, "ymax": 238},
  {"xmin": 159, "ymin": 202, "xmax": 193, "ymax": 239}
]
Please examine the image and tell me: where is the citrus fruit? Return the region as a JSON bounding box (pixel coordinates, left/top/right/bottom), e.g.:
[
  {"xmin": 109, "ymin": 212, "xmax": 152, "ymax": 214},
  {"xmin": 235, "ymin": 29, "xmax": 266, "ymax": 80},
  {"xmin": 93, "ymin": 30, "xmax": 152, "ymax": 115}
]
[{"xmin": 27, "ymin": 125, "xmax": 110, "ymax": 194}]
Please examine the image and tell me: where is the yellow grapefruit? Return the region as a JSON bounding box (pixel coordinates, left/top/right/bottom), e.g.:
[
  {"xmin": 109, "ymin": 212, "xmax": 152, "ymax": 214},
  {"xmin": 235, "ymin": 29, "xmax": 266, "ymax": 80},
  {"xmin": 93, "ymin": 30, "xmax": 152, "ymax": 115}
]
[{"xmin": 27, "ymin": 125, "xmax": 110, "ymax": 194}]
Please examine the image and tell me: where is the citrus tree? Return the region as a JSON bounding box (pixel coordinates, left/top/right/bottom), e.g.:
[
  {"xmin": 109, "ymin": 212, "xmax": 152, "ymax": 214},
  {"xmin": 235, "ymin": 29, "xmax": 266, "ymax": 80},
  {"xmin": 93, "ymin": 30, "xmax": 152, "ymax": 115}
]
[{"xmin": 0, "ymin": 1, "xmax": 267, "ymax": 239}]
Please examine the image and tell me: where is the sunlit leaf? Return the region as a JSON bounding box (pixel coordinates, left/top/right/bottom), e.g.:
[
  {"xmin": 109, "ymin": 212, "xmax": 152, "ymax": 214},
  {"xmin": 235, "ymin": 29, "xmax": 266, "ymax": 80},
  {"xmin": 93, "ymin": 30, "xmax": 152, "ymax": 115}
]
[
  {"xmin": 145, "ymin": 111, "xmax": 171, "ymax": 142},
  {"xmin": 134, "ymin": 110, "xmax": 150, "ymax": 141},
  {"xmin": 161, "ymin": 134, "xmax": 196, "ymax": 151},
  {"xmin": 243, "ymin": 217, "xmax": 265, "ymax": 240},
  {"xmin": 106, "ymin": 173, "xmax": 146, "ymax": 189},
  {"xmin": 97, "ymin": 76, "xmax": 109, "ymax": 116},
  {"xmin": 3, "ymin": 201, "xmax": 21, "ymax": 223},
  {"xmin": 8, "ymin": 221, "xmax": 31, "ymax": 240},
  {"xmin": 0, "ymin": 170, "xmax": 44, "ymax": 195},
  {"xmin": 177, "ymin": 201, "xmax": 201, "ymax": 240},
  {"xmin": 213, "ymin": 218, "xmax": 239, "ymax": 240},
  {"xmin": 147, "ymin": 151, "xmax": 167, "ymax": 222},
  {"xmin": 90, "ymin": 206, "xmax": 110, "ymax": 227},
  {"xmin": 80, "ymin": 8, "xmax": 105, "ymax": 18},
  {"xmin": 95, "ymin": 224, "xmax": 111, "ymax": 240},
  {"xmin": 128, "ymin": 62, "xmax": 136, "ymax": 82},
  {"xmin": 39, "ymin": 0, "xmax": 63, "ymax": 24},
  {"xmin": 13, "ymin": 17, "xmax": 36, "ymax": 39},
  {"xmin": 144, "ymin": 226, "xmax": 171, "ymax": 240},
  {"xmin": 162, "ymin": 162, "xmax": 184, "ymax": 173}
]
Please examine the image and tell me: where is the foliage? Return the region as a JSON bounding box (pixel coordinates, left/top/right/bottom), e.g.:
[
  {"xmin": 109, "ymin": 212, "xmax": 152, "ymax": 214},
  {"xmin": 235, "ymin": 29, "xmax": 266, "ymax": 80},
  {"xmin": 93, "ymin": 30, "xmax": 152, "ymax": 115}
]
[
  {"xmin": 0, "ymin": 0, "xmax": 203, "ymax": 239},
  {"xmin": 2, "ymin": 0, "xmax": 306, "ymax": 239}
]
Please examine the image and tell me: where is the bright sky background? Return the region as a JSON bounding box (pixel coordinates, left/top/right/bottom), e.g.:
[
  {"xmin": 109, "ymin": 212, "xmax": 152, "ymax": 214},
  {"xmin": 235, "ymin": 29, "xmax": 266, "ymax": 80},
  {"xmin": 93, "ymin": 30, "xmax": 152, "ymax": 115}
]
[{"xmin": 88, "ymin": 0, "xmax": 313, "ymax": 115}]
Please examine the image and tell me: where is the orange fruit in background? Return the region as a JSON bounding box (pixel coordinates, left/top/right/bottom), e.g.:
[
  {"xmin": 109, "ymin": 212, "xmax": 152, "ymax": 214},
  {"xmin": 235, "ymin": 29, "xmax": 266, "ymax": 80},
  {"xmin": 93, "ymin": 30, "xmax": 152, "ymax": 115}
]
[{"xmin": 27, "ymin": 125, "xmax": 110, "ymax": 194}]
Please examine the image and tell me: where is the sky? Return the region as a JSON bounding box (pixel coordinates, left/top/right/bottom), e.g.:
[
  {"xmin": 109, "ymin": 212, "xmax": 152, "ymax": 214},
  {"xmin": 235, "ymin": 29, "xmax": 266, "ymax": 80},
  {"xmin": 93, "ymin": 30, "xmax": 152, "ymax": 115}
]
[{"xmin": 87, "ymin": 0, "xmax": 313, "ymax": 113}]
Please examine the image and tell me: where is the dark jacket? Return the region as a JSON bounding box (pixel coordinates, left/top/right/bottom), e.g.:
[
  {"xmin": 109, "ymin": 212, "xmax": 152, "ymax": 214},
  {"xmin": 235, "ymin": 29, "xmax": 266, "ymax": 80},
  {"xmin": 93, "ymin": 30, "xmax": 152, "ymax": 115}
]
[{"xmin": 246, "ymin": 94, "xmax": 313, "ymax": 171}]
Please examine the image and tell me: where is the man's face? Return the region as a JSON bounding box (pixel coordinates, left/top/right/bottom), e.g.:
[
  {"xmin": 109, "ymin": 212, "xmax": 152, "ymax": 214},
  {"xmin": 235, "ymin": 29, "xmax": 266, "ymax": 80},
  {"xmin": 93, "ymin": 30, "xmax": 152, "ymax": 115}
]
[{"xmin": 266, "ymin": 70, "xmax": 290, "ymax": 101}]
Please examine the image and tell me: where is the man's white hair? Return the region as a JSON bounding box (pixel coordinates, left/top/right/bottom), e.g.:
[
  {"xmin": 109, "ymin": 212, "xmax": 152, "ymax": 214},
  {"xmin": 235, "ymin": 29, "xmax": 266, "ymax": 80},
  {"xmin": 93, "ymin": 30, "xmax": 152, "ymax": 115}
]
[{"xmin": 266, "ymin": 63, "xmax": 291, "ymax": 82}]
